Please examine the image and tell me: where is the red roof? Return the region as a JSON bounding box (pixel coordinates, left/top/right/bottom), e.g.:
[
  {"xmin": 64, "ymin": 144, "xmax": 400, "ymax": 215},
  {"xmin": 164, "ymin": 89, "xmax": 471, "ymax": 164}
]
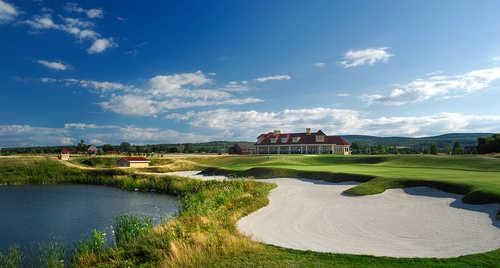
[
  {"xmin": 256, "ymin": 130, "xmax": 349, "ymax": 145},
  {"xmin": 60, "ymin": 149, "xmax": 76, "ymax": 154},
  {"xmin": 118, "ymin": 157, "xmax": 150, "ymax": 162}
]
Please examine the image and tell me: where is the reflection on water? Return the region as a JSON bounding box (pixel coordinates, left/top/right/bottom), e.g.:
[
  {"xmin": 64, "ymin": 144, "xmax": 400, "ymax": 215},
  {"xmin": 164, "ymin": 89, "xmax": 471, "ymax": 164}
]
[{"xmin": 0, "ymin": 184, "xmax": 178, "ymax": 251}]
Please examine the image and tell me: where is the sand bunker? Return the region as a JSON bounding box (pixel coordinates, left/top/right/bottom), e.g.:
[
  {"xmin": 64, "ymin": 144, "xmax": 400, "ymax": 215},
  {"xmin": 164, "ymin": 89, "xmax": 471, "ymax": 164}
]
[
  {"xmin": 238, "ymin": 178, "xmax": 500, "ymax": 258},
  {"xmin": 165, "ymin": 172, "xmax": 500, "ymax": 257}
]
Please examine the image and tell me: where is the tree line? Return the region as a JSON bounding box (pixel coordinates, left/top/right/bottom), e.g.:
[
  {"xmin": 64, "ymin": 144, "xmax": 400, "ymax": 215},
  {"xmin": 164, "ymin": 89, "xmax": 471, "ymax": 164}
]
[{"xmin": 1, "ymin": 134, "xmax": 499, "ymax": 155}]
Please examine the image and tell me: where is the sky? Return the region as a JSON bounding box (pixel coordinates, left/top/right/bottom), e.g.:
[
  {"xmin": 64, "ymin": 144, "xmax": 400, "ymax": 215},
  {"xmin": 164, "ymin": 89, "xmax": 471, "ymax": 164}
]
[{"xmin": 2, "ymin": 0, "xmax": 500, "ymax": 147}]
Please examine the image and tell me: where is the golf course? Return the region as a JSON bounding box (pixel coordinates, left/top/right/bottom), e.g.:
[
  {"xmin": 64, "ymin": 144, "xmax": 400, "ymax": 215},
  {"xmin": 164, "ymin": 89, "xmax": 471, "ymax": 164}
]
[{"xmin": 1, "ymin": 154, "xmax": 499, "ymax": 267}]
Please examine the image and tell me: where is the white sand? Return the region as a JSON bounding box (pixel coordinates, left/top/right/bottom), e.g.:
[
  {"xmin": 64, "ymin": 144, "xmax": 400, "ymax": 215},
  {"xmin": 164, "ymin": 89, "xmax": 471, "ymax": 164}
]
[
  {"xmin": 162, "ymin": 172, "xmax": 500, "ymax": 257},
  {"xmin": 238, "ymin": 178, "xmax": 500, "ymax": 257}
]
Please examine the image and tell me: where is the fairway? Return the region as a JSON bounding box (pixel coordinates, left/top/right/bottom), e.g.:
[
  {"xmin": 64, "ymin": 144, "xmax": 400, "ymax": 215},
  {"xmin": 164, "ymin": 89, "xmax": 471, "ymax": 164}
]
[{"xmin": 191, "ymin": 154, "xmax": 500, "ymax": 208}]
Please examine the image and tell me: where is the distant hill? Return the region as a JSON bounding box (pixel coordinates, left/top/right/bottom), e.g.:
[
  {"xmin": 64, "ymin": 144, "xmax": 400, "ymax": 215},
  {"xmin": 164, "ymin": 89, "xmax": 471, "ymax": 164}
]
[{"xmin": 342, "ymin": 133, "xmax": 494, "ymax": 148}]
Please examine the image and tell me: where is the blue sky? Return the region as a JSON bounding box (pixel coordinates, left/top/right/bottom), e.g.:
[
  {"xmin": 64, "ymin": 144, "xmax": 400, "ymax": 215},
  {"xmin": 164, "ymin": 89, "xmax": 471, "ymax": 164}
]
[{"xmin": 2, "ymin": 0, "xmax": 500, "ymax": 147}]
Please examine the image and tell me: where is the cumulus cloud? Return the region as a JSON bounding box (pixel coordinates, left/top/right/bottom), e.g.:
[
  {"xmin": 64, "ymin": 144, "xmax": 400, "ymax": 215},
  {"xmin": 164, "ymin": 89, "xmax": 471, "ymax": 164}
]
[
  {"xmin": 87, "ymin": 38, "xmax": 116, "ymax": 54},
  {"xmin": 64, "ymin": 3, "xmax": 103, "ymax": 19},
  {"xmin": 0, "ymin": 124, "xmax": 211, "ymax": 147},
  {"xmin": 340, "ymin": 47, "xmax": 392, "ymax": 68},
  {"xmin": 40, "ymin": 71, "xmax": 262, "ymax": 116},
  {"xmin": 96, "ymin": 71, "xmax": 262, "ymax": 116},
  {"xmin": 255, "ymin": 74, "xmax": 291, "ymax": 82},
  {"xmin": 167, "ymin": 108, "xmax": 500, "ymax": 139},
  {"xmin": 101, "ymin": 94, "xmax": 262, "ymax": 116},
  {"xmin": 37, "ymin": 60, "xmax": 69, "ymax": 71},
  {"xmin": 364, "ymin": 67, "xmax": 500, "ymax": 105},
  {"xmin": 0, "ymin": 0, "xmax": 17, "ymax": 23},
  {"xmin": 0, "ymin": 125, "xmax": 73, "ymax": 147}
]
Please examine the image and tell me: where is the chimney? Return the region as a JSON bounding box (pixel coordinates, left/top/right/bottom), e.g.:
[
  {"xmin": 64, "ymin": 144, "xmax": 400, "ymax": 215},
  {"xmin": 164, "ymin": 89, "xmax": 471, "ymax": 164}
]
[
  {"xmin": 273, "ymin": 129, "xmax": 281, "ymax": 134},
  {"xmin": 306, "ymin": 128, "xmax": 311, "ymax": 135}
]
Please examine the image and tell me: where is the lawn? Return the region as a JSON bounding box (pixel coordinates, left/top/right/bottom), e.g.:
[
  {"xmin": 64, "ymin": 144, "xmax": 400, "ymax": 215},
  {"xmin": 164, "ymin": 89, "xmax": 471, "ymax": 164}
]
[{"xmin": 0, "ymin": 155, "xmax": 499, "ymax": 267}]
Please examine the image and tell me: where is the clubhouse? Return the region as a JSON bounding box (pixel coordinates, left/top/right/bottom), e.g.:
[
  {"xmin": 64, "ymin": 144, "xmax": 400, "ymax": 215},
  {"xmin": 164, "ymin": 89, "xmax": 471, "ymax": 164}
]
[{"xmin": 255, "ymin": 128, "xmax": 351, "ymax": 155}]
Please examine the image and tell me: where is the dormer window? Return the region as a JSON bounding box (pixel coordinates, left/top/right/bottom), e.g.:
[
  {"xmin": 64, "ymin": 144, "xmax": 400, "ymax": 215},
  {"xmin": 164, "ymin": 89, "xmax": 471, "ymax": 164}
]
[
  {"xmin": 270, "ymin": 138, "xmax": 277, "ymax": 143},
  {"xmin": 281, "ymin": 137, "xmax": 288, "ymax": 143},
  {"xmin": 292, "ymin": 137, "xmax": 301, "ymax": 143},
  {"xmin": 316, "ymin": 135, "xmax": 325, "ymax": 142}
]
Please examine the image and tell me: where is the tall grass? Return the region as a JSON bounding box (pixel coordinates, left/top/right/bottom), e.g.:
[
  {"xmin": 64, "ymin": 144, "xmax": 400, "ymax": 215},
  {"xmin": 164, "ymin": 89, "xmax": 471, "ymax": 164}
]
[
  {"xmin": 114, "ymin": 215, "xmax": 153, "ymax": 246},
  {"xmin": 0, "ymin": 247, "xmax": 22, "ymax": 268}
]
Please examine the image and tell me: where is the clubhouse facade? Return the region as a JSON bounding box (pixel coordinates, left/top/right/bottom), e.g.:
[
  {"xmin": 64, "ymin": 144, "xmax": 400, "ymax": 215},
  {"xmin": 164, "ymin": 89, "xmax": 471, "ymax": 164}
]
[{"xmin": 255, "ymin": 128, "xmax": 351, "ymax": 155}]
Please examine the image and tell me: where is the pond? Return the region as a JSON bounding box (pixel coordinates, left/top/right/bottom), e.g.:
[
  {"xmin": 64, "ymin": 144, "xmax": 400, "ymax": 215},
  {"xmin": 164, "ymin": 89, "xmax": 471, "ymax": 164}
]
[{"xmin": 0, "ymin": 184, "xmax": 179, "ymax": 251}]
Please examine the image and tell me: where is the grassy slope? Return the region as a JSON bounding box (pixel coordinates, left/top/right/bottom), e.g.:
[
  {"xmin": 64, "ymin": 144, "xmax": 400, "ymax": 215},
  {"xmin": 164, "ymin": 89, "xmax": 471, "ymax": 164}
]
[
  {"xmin": 192, "ymin": 155, "xmax": 500, "ymax": 205},
  {"xmin": 1, "ymin": 156, "xmax": 499, "ymax": 267}
]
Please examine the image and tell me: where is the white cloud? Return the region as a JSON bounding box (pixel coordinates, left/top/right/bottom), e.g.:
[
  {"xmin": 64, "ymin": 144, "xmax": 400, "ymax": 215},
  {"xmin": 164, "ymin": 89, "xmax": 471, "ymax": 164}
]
[
  {"xmin": 221, "ymin": 80, "xmax": 249, "ymax": 92},
  {"xmin": 337, "ymin": 93, "xmax": 350, "ymax": 97},
  {"xmin": 39, "ymin": 71, "xmax": 262, "ymax": 116},
  {"xmin": 0, "ymin": 0, "xmax": 17, "ymax": 23},
  {"xmin": 37, "ymin": 60, "xmax": 69, "ymax": 71},
  {"xmin": 364, "ymin": 67, "xmax": 500, "ymax": 105},
  {"xmin": 255, "ymin": 74, "xmax": 291, "ymax": 82},
  {"xmin": 149, "ymin": 71, "xmax": 215, "ymax": 97},
  {"xmin": 340, "ymin": 47, "xmax": 392, "ymax": 68},
  {"xmin": 100, "ymin": 95, "xmax": 159, "ymax": 116},
  {"xmin": 166, "ymin": 108, "xmax": 362, "ymax": 138},
  {"xmin": 167, "ymin": 108, "xmax": 500, "ymax": 139},
  {"xmin": 100, "ymin": 94, "xmax": 262, "ymax": 116},
  {"xmin": 41, "ymin": 77, "xmax": 129, "ymax": 92},
  {"xmin": 87, "ymin": 38, "xmax": 116, "ymax": 54},
  {"xmin": 64, "ymin": 3, "xmax": 103, "ymax": 19},
  {"xmin": 22, "ymin": 13, "xmax": 115, "ymax": 54},
  {"xmin": 492, "ymin": 56, "xmax": 500, "ymax": 61},
  {"xmin": 64, "ymin": 123, "xmax": 119, "ymax": 129},
  {"xmin": 313, "ymin": 62, "xmax": 326, "ymax": 68},
  {"xmin": 0, "ymin": 124, "xmax": 211, "ymax": 147},
  {"xmin": 0, "ymin": 125, "xmax": 71, "ymax": 147}
]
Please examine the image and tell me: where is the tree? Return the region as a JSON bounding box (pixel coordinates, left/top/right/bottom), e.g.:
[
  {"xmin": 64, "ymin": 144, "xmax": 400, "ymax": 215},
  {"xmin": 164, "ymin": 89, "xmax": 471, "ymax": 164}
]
[
  {"xmin": 452, "ymin": 142, "xmax": 464, "ymax": 155},
  {"xmin": 443, "ymin": 144, "xmax": 452, "ymax": 155},
  {"xmin": 350, "ymin": 141, "xmax": 362, "ymax": 154},
  {"xmin": 183, "ymin": 143, "xmax": 193, "ymax": 153},
  {"xmin": 120, "ymin": 142, "xmax": 131, "ymax": 153},
  {"xmin": 477, "ymin": 134, "xmax": 500, "ymax": 154},
  {"xmin": 76, "ymin": 139, "xmax": 87, "ymax": 152},
  {"xmin": 430, "ymin": 144, "xmax": 438, "ymax": 155},
  {"xmin": 102, "ymin": 144, "xmax": 114, "ymax": 152},
  {"xmin": 228, "ymin": 144, "xmax": 243, "ymax": 154}
]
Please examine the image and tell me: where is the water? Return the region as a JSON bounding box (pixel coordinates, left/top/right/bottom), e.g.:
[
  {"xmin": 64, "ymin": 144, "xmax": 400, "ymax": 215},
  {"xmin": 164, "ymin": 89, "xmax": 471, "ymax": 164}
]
[{"xmin": 0, "ymin": 184, "xmax": 179, "ymax": 251}]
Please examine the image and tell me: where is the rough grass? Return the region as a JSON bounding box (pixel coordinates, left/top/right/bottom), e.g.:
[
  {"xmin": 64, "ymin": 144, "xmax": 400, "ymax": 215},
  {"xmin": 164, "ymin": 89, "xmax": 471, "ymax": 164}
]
[{"xmin": 1, "ymin": 156, "xmax": 500, "ymax": 267}]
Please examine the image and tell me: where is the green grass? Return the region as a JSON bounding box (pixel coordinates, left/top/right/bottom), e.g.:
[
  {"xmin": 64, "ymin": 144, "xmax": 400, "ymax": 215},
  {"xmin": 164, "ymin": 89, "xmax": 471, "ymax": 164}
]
[
  {"xmin": 70, "ymin": 157, "xmax": 121, "ymax": 168},
  {"xmin": 1, "ymin": 156, "xmax": 500, "ymax": 267}
]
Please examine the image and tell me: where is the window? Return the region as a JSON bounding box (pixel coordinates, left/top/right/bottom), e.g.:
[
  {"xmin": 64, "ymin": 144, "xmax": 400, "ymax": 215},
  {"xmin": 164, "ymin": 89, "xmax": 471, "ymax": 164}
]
[
  {"xmin": 270, "ymin": 138, "xmax": 277, "ymax": 143},
  {"xmin": 281, "ymin": 137, "xmax": 288, "ymax": 143},
  {"xmin": 292, "ymin": 137, "xmax": 301, "ymax": 143},
  {"xmin": 316, "ymin": 135, "xmax": 325, "ymax": 142}
]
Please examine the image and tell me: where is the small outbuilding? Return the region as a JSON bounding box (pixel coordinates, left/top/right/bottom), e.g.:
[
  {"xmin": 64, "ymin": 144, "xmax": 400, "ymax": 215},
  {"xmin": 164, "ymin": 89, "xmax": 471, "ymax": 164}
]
[
  {"xmin": 117, "ymin": 157, "xmax": 151, "ymax": 168},
  {"xmin": 58, "ymin": 149, "xmax": 73, "ymax": 160}
]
